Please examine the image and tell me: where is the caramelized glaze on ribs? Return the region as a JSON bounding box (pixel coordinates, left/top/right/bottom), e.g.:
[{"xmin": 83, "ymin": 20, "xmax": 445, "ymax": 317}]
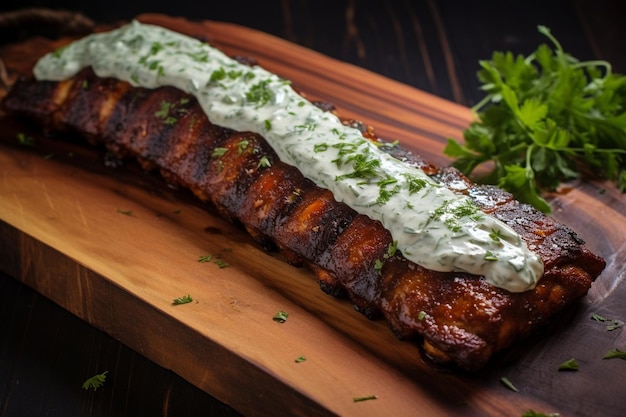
[{"xmin": 2, "ymin": 68, "xmax": 606, "ymax": 370}]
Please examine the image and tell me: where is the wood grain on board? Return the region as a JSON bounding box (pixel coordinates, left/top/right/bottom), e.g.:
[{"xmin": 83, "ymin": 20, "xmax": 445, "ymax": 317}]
[{"xmin": 0, "ymin": 14, "xmax": 624, "ymax": 417}]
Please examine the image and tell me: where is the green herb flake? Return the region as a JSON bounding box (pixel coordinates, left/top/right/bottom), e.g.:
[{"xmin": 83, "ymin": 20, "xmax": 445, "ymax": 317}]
[
  {"xmin": 117, "ymin": 209, "xmax": 134, "ymax": 216},
  {"xmin": 353, "ymin": 395, "xmax": 378, "ymax": 403},
  {"xmin": 186, "ymin": 51, "xmax": 209, "ymax": 63},
  {"xmin": 172, "ymin": 294, "xmax": 193, "ymax": 305},
  {"xmin": 211, "ymin": 147, "xmax": 229, "ymax": 158},
  {"xmin": 257, "ymin": 156, "xmax": 272, "ymax": 169},
  {"xmin": 314, "ymin": 143, "xmax": 329, "ymax": 153},
  {"xmin": 402, "ymin": 173, "xmax": 428, "ymax": 194},
  {"xmin": 431, "ymin": 199, "xmax": 483, "ymax": 233},
  {"xmin": 484, "ymin": 251, "xmax": 499, "ymax": 261},
  {"xmin": 335, "ymin": 152, "xmax": 382, "ymax": 182},
  {"xmin": 213, "ymin": 259, "xmax": 230, "ymax": 268},
  {"xmin": 591, "ymin": 313, "xmax": 624, "ymax": 331},
  {"xmin": 51, "ymin": 45, "xmax": 69, "ymax": 58},
  {"xmin": 294, "ymin": 356, "xmax": 307, "ymax": 363},
  {"xmin": 237, "ymin": 140, "xmax": 250, "ymax": 154},
  {"xmin": 489, "ymin": 229, "xmax": 505, "ymax": 242},
  {"xmin": 522, "ymin": 410, "xmax": 560, "ymax": 417},
  {"xmin": 82, "ymin": 371, "xmax": 108, "ymax": 391},
  {"xmin": 500, "ymin": 376, "xmax": 518, "ymax": 392},
  {"xmin": 374, "ymin": 259, "xmax": 384, "ymax": 273},
  {"xmin": 377, "ymin": 184, "xmax": 401, "ymax": 205},
  {"xmin": 417, "ymin": 311, "xmax": 427, "ymax": 321},
  {"xmin": 603, "ymin": 348, "xmax": 626, "ymax": 360},
  {"xmin": 273, "ymin": 310, "xmax": 289, "ymax": 323},
  {"xmin": 154, "ymin": 100, "xmax": 178, "ymax": 125},
  {"xmin": 246, "ymin": 79, "xmax": 273, "ymax": 107},
  {"xmin": 198, "ymin": 254, "xmax": 229, "ymax": 268},
  {"xmin": 387, "ymin": 240, "xmax": 398, "ymax": 257},
  {"xmin": 209, "ymin": 67, "xmax": 227, "ymax": 82},
  {"xmin": 17, "ymin": 133, "xmax": 35, "ymax": 147},
  {"xmin": 557, "ymin": 358, "xmax": 579, "ymax": 371}
]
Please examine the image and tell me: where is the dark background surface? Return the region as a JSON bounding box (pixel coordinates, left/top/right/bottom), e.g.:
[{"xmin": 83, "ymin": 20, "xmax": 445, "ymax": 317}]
[{"xmin": 0, "ymin": 1, "xmax": 624, "ymax": 416}]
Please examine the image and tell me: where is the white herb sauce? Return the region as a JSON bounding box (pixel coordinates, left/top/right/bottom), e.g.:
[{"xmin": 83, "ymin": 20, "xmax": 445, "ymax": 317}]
[{"xmin": 33, "ymin": 21, "xmax": 544, "ymax": 292}]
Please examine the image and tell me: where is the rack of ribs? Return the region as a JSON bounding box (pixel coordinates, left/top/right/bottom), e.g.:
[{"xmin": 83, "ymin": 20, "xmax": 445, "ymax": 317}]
[{"xmin": 2, "ymin": 66, "xmax": 606, "ymax": 371}]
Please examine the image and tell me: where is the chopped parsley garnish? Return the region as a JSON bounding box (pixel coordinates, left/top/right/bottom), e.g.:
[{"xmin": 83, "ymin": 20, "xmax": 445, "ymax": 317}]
[
  {"xmin": 294, "ymin": 356, "xmax": 307, "ymax": 363},
  {"xmin": 116, "ymin": 209, "xmax": 134, "ymax": 216},
  {"xmin": 353, "ymin": 395, "xmax": 378, "ymax": 403},
  {"xmin": 154, "ymin": 99, "xmax": 188, "ymax": 125},
  {"xmin": 272, "ymin": 310, "xmax": 289, "ymax": 323},
  {"xmin": 82, "ymin": 371, "xmax": 108, "ymax": 391},
  {"xmin": 430, "ymin": 199, "xmax": 483, "ymax": 232},
  {"xmin": 402, "ymin": 173, "xmax": 428, "ymax": 194},
  {"xmin": 295, "ymin": 121, "xmax": 317, "ymax": 132},
  {"xmin": 557, "ymin": 358, "xmax": 579, "ymax": 371},
  {"xmin": 186, "ymin": 50, "xmax": 209, "ymax": 63},
  {"xmin": 591, "ymin": 313, "xmax": 624, "ymax": 331},
  {"xmin": 374, "ymin": 240, "xmax": 400, "ymax": 274},
  {"xmin": 603, "ymin": 348, "xmax": 626, "ymax": 360},
  {"xmin": 237, "ymin": 139, "xmax": 250, "ymax": 154},
  {"xmin": 374, "ymin": 259, "xmax": 384, "ymax": 273},
  {"xmin": 209, "ymin": 66, "xmax": 245, "ymax": 82},
  {"xmin": 211, "ymin": 147, "xmax": 229, "ymax": 158},
  {"xmin": 500, "ymin": 376, "xmax": 518, "ymax": 392},
  {"xmin": 51, "ymin": 44, "xmax": 68, "ymax": 58},
  {"xmin": 445, "ymin": 25, "xmax": 626, "ymax": 213},
  {"xmin": 17, "ymin": 133, "xmax": 35, "ymax": 147},
  {"xmin": 213, "ymin": 259, "xmax": 230, "ymax": 268},
  {"xmin": 335, "ymin": 152, "xmax": 382, "ymax": 182},
  {"xmin": 314, "ymin": 143, "xmax": 329, "ymax": 153},
  {"xmin": 246, "ymin": 79, "xmax": 273, "ymax": 107},
  {"xmin": 198, "ymin": 254, "xmax": 229, "ymax": 268},
  {"xmin": 376, "ymin": 180, "xmax": 401, "ymax": 205},
  {"xmin": 331, "ymin": 141, "xmax": 362, "ymax": 167},
  {"xmin": 484, "ymin": 251, "xmax": 499, "ymax": 261},
  {"xmin": 257, "ymin": 156, "xmax": 272, "ymax": 169},
  {"xmin": 489, "ymin": 228, "xmax": 505, "ymax": 242},
  {"xmin": 154, "ymin": 100, "xmax": 177, "ymax": 125},
  {"xmin": 172, "ymin": 294, "xmax": 193, "ymax": 305}
]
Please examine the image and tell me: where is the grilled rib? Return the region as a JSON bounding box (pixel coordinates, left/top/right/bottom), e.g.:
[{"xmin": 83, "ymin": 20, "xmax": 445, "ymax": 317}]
[{"xmin": 2, "ymin": 68, "xmax": 606, "ymax": 370}]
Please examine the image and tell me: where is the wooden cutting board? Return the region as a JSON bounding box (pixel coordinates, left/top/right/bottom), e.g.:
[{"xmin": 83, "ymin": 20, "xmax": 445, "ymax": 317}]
[{"xmin": 1, "ymin": 14, "xmax": 625, "ymax": 417}]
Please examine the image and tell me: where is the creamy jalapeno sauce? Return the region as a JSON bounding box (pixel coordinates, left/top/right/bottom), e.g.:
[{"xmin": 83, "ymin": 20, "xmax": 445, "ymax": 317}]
[{"xmin": 34, "ymin": 21, "xmax": 544, "ymax": 292}]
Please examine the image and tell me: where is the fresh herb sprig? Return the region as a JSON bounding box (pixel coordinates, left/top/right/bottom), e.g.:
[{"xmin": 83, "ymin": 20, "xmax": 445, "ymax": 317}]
[{"xmin": 445, "ymin": 25, "xmax": 626, "ymax": 212}]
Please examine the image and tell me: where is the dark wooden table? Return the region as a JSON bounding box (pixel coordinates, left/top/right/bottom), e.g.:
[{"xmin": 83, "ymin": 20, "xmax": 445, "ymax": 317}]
[{"xmin": 0, "ymin": 1, "xmax": 624, "ymax": 416}]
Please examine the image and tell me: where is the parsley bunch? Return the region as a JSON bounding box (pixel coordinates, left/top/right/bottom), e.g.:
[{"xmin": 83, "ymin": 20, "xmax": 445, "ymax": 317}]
[{"xmin": 445, "ymin": 25, "xmax": 626, "ymax": 212}]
